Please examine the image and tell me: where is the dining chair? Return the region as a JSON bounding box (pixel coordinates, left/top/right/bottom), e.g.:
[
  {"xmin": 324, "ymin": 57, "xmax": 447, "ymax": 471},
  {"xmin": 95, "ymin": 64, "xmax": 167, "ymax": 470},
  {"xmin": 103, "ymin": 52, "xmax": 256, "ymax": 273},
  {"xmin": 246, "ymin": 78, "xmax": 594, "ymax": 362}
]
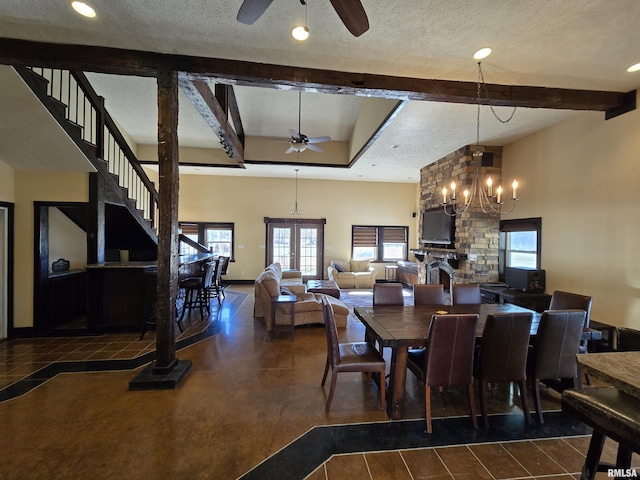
[
  {"xmin": 548, "ymin": 290, "xmax": 593, "ymax": 382},
  {"xmin": 474, "ymin": 312, "xmax": 533, "ymax": 427},
  {"xmin": 413, "ymin": 284, "xmax": 445, "ymax": 306},
  {"xmin": 451, "ymin": 283, "xmax": 481, "ymax": 305},
  {"xmin": 527, "ymin": 309, "xmax": 586, "ymax": 423},
  {"xmin": 217, "ymin": 256, "xmax": 230, "ymax": 299},
  {"xmin": 320, "ymin": 296, "xmax": 386, "ymax": 412},
  {"xmin": 406, "ymin": 313, "xmax": 479, "ymax": 433},
  {"xmin": 616, "ymin": 327, "xmax": 640, "ymax": 351},
  {"xmin": 372, "ymin": 282, "xmax": 404, "ymax": 306}
]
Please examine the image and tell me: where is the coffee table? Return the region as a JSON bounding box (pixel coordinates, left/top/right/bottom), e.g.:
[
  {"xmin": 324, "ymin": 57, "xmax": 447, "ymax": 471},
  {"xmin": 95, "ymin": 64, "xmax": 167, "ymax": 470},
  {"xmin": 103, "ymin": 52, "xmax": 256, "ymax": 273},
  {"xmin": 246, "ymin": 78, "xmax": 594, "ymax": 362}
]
[{"xmin": 306, "ymin": 280, "xmax": 340, "ymax": 299}]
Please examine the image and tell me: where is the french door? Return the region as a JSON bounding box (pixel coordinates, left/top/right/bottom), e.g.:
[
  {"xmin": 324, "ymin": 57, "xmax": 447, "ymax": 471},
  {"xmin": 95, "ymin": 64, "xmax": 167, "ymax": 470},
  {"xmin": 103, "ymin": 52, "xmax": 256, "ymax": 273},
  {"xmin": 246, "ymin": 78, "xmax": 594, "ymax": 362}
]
[{"xmin": 265, "ymin": 218, "xmax": 325, "ymax": 281}]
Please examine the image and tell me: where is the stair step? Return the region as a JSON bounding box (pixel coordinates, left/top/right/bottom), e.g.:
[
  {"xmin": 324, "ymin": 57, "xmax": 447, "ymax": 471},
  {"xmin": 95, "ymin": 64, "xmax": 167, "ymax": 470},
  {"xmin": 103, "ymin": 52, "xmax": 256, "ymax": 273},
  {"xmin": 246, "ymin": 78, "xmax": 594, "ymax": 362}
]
[
  {"xmin": 25, "ymin": 69, "xmax": 49, "ymax": 95},
  {"xmin": 82, "ymin": 141, "xmax": 97, "ymax": 156},
  {"xmin": 48, "ymin": 97, "xmax": 67, "ymax": 118},
  {"xmin": 65, "ymin": 120, "xmax": 83, "ymax": 139}
]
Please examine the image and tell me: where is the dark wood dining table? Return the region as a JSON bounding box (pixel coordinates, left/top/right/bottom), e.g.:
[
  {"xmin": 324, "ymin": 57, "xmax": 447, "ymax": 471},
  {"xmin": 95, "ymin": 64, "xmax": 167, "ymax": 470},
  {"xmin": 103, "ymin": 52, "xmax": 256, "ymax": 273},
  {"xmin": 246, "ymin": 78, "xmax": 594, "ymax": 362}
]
[{"xmin": 354, "ymin": 303, "xmax": 601, "ymax": 420}]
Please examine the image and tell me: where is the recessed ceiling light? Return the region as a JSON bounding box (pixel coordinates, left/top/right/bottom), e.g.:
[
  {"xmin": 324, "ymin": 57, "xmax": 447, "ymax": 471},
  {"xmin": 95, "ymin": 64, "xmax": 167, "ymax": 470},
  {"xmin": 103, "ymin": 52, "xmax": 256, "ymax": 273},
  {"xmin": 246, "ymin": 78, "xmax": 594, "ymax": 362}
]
[
  {"xmin": 391, "ymin": 144, "xmax": 399, "ymax": 149},
  {"xmin": 291, "ymin": 25, "xmax": 309, "ymax": 41},
  {"xmin": 627, "ymin": 63, "xmax": 640, "ymax": 73},
  {"xmin": 71, "ymin": 1, "xmax": 96, "ymax": 18},
  {"xmin": 473, "ymin": 48, "xmax": 492, "ymax": 60}
]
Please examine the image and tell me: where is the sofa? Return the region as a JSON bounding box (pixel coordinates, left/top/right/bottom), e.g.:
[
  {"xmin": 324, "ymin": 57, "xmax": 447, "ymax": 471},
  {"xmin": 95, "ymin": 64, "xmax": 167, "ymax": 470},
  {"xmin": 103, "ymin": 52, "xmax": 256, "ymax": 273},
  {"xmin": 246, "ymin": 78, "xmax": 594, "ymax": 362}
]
[
  {"xmin": 254, "ymin": 263, "xmax": 349, "ymax": 331},
  {"xmin": 327, "ymin": 259, "xmax": 377, "ymax": 289}
]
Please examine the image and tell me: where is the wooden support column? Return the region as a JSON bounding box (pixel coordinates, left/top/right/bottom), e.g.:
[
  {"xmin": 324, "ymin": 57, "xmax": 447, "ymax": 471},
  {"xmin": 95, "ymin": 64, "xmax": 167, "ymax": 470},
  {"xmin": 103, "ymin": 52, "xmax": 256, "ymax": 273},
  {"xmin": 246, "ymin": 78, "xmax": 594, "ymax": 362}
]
[{"xmin": 129, "ymin": 69, "xmax": 192, "ymax": 390}]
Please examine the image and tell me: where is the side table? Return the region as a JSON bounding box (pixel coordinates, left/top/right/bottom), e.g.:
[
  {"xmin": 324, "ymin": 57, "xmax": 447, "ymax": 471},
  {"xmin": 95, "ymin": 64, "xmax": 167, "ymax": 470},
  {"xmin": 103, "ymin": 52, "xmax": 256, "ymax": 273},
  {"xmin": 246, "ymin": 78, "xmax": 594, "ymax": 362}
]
[{"xmin": 271, "ymin": 294, "xmax": 297, "ymax": 341}]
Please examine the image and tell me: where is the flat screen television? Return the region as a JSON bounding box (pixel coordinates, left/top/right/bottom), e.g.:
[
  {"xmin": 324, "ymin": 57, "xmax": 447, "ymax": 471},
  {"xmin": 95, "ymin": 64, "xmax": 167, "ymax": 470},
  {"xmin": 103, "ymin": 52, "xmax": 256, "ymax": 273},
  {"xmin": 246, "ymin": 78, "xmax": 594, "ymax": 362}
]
[{"xmin": 421, "ymin": 208, "xmax": 455, "ymax": 246}]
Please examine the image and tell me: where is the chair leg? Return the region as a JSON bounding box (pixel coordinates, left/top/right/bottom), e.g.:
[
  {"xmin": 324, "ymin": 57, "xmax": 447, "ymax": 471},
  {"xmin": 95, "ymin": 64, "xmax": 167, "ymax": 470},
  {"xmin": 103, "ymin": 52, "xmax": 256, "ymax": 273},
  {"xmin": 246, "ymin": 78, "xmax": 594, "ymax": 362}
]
[
  {"xmin": 518, "ymin": 380, "xmax": 532, "ymax": 425},
  {"xmin": 467, "ymin": 383, "xmax": 478, "ymax": 429},
  {"xmin": 425, "ymin": 385, "xmax": 432, "ymax": 433},
  {"xmin": 325, "ymin": 371, "xmax": 338, "ymax": 412},
  {"xmin": 531, "ymin": 377, "xmax": 544, "ymax": 424},
  {"xmin": 379, "ymin": 367, "xmax": 386, "ymax": 410},
  {"xmin": 582, "ymin": 430, "xmax": 606, "ymax": 480},
  {"xmin": 321, "ymin": 357, "xmax": 330, "ymax": 386},
  {"xmin": 479, "ymin": 381, "xmax": 489, "ymax": 428}
]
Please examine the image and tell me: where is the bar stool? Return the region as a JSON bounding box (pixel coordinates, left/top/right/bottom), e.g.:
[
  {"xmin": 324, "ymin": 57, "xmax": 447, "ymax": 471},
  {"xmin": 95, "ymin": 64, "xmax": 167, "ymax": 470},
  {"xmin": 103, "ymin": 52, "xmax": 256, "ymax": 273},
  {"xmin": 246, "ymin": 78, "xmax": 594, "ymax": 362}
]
[{"xmin": 178, "ymin": 261, "xmax": 213, "ymax": 323}]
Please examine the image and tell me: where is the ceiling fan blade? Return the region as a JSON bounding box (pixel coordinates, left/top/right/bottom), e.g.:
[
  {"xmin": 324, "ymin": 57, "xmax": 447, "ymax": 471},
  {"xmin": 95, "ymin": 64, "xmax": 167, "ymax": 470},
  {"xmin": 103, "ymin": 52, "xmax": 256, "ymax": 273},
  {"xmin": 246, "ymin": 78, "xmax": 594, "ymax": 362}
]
[
  {"xmin": 329, "ymin": 0, "xmax": 369, "ymax": 37},
  {"xmin": 285, "ymin": 146, "xmax": 296, "ymax": 154},
  {"xmin": 237, "ymin": 0, "xmax": 274, "ymax": 25},
  {"xmin": 307, "ymin": 136, "xmax": 331, "ymax": 144},
  {"xmin": 306, "ymin": 143, "xmax": 324, "ymax": 152}
]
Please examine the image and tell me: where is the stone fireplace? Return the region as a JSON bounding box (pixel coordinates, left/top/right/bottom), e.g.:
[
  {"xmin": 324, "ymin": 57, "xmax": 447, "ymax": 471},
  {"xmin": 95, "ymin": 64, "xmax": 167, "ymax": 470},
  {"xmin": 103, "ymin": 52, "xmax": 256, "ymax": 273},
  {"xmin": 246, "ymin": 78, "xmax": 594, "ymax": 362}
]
[{"xmin": 415, "ymin": 145, "xmax": 503, "ymax": 285}]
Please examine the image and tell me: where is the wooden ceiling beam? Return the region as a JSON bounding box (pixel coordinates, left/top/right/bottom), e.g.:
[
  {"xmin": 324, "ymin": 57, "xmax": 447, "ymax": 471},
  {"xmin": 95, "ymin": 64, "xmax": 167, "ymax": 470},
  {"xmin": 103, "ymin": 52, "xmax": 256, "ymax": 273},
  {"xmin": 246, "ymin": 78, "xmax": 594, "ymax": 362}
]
[
  {"xmin": 0, "ymin": 37, "xmax": 634, "ymax": 114},
  {"xmin": 178, "ymin": 78, "xmax": 245, "ymax": 163}
]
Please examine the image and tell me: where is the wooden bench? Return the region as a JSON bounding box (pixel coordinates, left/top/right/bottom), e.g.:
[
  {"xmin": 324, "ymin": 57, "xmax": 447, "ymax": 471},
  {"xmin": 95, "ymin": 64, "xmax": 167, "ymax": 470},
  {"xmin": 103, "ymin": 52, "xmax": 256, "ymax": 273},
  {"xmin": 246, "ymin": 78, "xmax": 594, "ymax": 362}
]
[{"xmin": 562, "ymin": 387, "xmax": 640, "ymax": 480}]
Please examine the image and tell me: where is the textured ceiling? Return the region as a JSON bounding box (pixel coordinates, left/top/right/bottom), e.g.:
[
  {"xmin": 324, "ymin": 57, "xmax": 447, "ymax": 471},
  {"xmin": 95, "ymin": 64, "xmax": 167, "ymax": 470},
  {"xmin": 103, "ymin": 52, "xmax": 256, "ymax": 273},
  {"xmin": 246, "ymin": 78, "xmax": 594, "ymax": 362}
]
[{"xmin": 1, "ymin": 0, "xmax": 639, "ymax": 182}]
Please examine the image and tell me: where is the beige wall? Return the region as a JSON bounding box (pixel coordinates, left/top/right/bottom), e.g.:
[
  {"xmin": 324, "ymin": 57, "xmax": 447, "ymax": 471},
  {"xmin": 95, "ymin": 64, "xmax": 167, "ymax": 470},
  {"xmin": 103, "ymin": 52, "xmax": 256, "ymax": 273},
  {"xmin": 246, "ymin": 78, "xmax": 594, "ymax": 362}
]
[
  {"xmin": 502, "ymin": 105, "xmax": 640, "ymax": 329},
  {"xmin": 0, "ymin": 159, "xmax": 14, "ymax": 202},
  {"xmin": 13, "ymin": 171, "xmax": 89, "ymax": 328},
  {"xmin": 176, "ymin": 174, "xmax": 419, "ymax": 281},
  {"xmin": 49, "ymin": 207, "xmax": 87, "ymax": 272}
]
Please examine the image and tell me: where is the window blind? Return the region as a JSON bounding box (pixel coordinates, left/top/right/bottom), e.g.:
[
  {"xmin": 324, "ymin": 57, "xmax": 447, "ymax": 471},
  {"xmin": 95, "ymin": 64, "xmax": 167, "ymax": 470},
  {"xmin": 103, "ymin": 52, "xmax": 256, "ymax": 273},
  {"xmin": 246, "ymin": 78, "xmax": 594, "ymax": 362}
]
[{"xmin": 353, "ymin": 226, "xmax": 378, "ymax": 247}]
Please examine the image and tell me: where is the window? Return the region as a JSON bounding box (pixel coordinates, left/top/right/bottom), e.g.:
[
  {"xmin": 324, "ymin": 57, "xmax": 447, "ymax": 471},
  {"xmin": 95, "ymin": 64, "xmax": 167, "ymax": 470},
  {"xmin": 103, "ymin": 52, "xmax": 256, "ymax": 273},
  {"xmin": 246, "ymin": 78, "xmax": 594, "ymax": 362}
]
[
  {"xmin": 179, "ymin": 222, "xmax": 235, "ymax": 260},
  {"xmin": 352, "ymin": 226, "xmax": 408, "ymax": 262},
  {"xmin": 499, "ymin": 218, "xmax": 541, "ymax": 276}
]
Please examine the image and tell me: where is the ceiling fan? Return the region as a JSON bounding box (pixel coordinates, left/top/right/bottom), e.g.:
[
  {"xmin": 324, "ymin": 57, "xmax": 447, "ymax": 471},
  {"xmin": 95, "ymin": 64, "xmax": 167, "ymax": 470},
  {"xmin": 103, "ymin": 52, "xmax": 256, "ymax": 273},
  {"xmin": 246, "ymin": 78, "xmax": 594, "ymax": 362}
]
[
  {"xmin": 285, "ymin": 92, "xmax": 331, "ymax": 154},
  {"xmin": 237, "ymin": 0, "xmax": 369, "ymax": 37}
]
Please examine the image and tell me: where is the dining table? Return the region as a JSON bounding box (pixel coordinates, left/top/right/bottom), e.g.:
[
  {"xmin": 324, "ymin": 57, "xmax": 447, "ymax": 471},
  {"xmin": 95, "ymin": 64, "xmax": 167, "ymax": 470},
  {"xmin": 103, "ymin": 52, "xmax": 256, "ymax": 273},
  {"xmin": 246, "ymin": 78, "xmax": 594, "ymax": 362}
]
[{"xmin": 354, "ymin": 302, "xmax": 601, "ymax": 420}]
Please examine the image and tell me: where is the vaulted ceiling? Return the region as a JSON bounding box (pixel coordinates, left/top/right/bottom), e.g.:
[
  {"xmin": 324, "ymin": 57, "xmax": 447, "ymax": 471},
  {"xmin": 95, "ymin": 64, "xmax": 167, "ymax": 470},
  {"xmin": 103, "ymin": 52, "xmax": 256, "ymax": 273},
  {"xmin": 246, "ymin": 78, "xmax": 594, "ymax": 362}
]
[{"xmin": 1, "ymin": 0, "xmax": 639, "ymax": 183}]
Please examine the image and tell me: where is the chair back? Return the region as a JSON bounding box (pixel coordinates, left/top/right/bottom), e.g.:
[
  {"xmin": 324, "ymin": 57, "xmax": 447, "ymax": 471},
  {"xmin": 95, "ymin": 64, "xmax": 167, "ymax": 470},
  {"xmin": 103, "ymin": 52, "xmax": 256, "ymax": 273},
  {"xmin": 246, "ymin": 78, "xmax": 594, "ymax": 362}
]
[
  {"xmin": 532, "ymin": 309, "xmax": 586, "ymax": 380},
  {"xmin": 452, "ymin": 284, "xmax": 481, "ymax": 305},
  {"xmin": 213, "ymin": 257, "xmax": 224, "ymax": 284},
  {"xmin": 478, "ymin": 312, "xmax": 532, "ymax": 382},
  {"xmin": 549, "ymin": 290, "xmax": 592, "ymax": 328},
  {"xmin": 322, "ymin": 296, "xmax": 340, "ymax": 368},
  {"xmin": 424, "ymin": 314, "xmax": 479, "ymax": 387},
  {"xmin": 373, "ymin": 282, "xmax": 404, "ymax": 306},
  {"xmin": 218, "ymin": 256, "xmax": 230, "ymax": 276},
  {"xmin": 617, "ymin": 327, "xmax": 640, "ymax": 352},
  {"xmin": 413, "ymin": 284, "xmax": 445, "ymax": 306},
  {"xmin": 202, "ymin": 260, "xmax": 216, "ymax": 290}
]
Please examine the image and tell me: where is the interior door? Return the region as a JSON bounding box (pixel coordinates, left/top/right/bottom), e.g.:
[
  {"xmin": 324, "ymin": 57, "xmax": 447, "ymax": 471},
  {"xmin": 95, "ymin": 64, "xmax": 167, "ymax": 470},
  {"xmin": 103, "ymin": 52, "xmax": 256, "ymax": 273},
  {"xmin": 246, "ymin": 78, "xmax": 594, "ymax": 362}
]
[{"xmin": 266, "ymin": 219, "xmax": 324, "ymax": 281}]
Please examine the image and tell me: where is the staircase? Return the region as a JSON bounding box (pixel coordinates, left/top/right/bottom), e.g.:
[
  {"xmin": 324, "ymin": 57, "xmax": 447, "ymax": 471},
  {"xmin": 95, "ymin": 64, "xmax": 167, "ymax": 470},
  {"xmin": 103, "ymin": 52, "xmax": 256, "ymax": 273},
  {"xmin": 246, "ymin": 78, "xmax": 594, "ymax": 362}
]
[{"xmin": 15, "ymin": 66, "xmax": 158, "ymax": 259}]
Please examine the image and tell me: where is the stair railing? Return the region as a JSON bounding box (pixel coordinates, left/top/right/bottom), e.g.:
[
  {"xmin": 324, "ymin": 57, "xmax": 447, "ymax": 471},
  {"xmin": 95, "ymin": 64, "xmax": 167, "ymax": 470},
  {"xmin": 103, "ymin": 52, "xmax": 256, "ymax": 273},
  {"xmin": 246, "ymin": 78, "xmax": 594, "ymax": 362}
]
[{"xmin": 27, "ymin": 67, "xmax": 158, "ymax": 229}]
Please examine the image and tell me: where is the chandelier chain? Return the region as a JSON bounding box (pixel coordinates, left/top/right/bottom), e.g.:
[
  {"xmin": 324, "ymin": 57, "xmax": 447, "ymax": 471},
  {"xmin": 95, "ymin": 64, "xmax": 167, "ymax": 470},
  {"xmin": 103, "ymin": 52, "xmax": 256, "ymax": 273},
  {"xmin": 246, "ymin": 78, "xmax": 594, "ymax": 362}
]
[{"xmin": 478, "ymin": 62, "xmax": 517, "ymax": 124}]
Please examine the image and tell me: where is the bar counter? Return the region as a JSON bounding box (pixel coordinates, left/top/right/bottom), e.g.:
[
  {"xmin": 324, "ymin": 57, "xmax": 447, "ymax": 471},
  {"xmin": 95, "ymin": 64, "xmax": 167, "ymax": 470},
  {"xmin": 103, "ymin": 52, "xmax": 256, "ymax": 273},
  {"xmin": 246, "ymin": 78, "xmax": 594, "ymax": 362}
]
[{"xmin": 86, "ymin": 253, "xmax": 216, "ymax": 333}]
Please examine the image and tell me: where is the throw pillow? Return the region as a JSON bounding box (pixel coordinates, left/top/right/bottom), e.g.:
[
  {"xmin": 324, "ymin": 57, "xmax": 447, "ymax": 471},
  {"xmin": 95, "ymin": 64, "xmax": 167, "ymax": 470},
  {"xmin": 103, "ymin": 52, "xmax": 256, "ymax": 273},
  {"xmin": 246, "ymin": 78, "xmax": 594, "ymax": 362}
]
[
  {"xmin": 331, "ymin": 260, "xmax": 350, "ymax": 272},
  {"xmin": 350, "ymin": 259, "xmax": 370, "ymax": 272},
  {"xmin": 333, "ymin": 263, "xmax": 344, "ymax": 273}
]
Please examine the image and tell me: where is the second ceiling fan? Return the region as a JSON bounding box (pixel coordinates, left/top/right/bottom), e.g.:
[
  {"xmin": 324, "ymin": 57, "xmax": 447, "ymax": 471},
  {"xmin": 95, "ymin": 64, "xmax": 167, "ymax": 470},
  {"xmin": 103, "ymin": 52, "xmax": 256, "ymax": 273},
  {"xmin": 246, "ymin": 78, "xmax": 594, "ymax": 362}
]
[
  {"xmin": 285, "ymin": 91, "xmax": 331, "ymax": 154},
  {"xmin": 237, "ymin": 0, "xmax": 369, "ymax": 37}
]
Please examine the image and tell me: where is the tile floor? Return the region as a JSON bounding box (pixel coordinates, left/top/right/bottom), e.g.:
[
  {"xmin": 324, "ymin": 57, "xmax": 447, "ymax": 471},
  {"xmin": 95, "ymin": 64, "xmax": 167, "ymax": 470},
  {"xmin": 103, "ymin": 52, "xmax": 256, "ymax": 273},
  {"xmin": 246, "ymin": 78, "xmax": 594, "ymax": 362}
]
[{"xmin": 0, "ymin": 285, "xmax": 637, "ymax": 480}]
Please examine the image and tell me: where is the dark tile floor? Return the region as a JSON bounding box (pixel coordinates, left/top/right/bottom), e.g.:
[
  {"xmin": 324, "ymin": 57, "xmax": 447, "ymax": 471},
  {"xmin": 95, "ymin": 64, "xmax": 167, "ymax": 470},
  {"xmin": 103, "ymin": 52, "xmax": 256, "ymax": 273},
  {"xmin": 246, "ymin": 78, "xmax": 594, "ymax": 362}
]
[{"xmin": 0, "ymin": 286, "xmax": 637, "ymax": 479}]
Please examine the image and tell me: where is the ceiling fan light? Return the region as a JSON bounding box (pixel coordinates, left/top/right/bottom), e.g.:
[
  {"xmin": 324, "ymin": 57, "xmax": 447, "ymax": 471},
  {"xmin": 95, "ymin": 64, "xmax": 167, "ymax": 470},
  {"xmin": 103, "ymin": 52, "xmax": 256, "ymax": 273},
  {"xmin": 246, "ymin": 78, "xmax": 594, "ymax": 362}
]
[
  {"xmin": 291, "ymin": 25, "xmax": 309, "ymax": 41},
  {"xmin": 627, "ymin": 62, "xmax": 640, "ymax": 73},
  {"xmin": 291, "ymin": 143, "xmax": 307, "ymax": 152}
]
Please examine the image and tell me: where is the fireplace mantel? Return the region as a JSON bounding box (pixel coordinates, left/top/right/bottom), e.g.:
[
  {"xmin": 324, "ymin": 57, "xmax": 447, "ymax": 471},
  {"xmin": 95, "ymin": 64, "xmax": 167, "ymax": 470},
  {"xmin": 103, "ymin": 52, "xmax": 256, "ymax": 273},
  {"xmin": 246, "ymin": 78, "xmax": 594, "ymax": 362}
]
[{"xmin": 410, "ymin": 248, "xmax": 467, "ymax": 262}]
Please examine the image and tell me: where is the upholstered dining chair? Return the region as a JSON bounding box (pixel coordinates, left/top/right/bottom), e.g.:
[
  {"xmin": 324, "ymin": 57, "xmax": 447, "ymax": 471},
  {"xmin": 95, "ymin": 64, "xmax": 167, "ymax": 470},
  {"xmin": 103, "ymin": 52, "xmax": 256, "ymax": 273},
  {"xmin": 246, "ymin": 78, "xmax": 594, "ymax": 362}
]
[
  {"xmin": 474, "ymin": 312, "xmax": 533, "ymax": 427},
  {"xmin": 178, "ymin": 260, "xmax": 213, "ymax": 322},
  {"xmin": 321, "ymin": 296, "xmax": 386, "ymax": 412},
  {"xmin": 548, "ymin": 290, "xmax": 593, "ymax": 383},
  {"xmin": 527, "ymin": 309, "xmax": 586, "ymax": 424},
  {"xmin": 406, "ymin": 313, "xmax": 479, "ymax": 433},
  {"xmin": 413, "ymin": 284, "xmax": 446, "ymax": 306},
  {"xmin": 372, "ymin": 282, "xmax": 404, "ymax": 306},
  {"xmin": 451, "ymin": 283, "xmax": 481, "ymax": 305}
]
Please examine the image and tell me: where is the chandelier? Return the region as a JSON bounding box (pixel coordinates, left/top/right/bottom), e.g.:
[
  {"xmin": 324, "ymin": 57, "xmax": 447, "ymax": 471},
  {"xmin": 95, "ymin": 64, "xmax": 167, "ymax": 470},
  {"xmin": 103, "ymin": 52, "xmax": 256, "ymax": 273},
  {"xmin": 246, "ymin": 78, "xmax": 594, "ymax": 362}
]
[
  {"xmin": 442, "ymin": 62, "xmax": 519, "ymax": 217},
  {"xmin": 289, "ymin": 168, "xmax": 303, "ymax": 215}
]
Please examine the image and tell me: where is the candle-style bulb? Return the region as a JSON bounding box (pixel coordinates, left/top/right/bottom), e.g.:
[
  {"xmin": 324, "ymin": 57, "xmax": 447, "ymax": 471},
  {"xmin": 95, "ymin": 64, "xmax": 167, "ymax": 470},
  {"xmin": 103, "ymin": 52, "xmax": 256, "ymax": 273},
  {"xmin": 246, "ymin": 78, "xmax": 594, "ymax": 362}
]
[
  {"xmin": 486, "ymin": 176, "xmax": 493, "ymax": 197},
  {"xmin": 496, "ymin": 185, "xmax": 503, "ymax": 204},
  {"xmin": 463, "ymin": 189, "xmax": 470, "ymax": 205},
  {"xmin": 450, "ymin": 181, "xmax": 456, "ymax": 200},
  {"xmin": 442, "ymin": 187, "xmax": 447, "ymax": 204},
  {"xmin": 512, "ymin": 180, "xmax": 518, "ymax": 199}
]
